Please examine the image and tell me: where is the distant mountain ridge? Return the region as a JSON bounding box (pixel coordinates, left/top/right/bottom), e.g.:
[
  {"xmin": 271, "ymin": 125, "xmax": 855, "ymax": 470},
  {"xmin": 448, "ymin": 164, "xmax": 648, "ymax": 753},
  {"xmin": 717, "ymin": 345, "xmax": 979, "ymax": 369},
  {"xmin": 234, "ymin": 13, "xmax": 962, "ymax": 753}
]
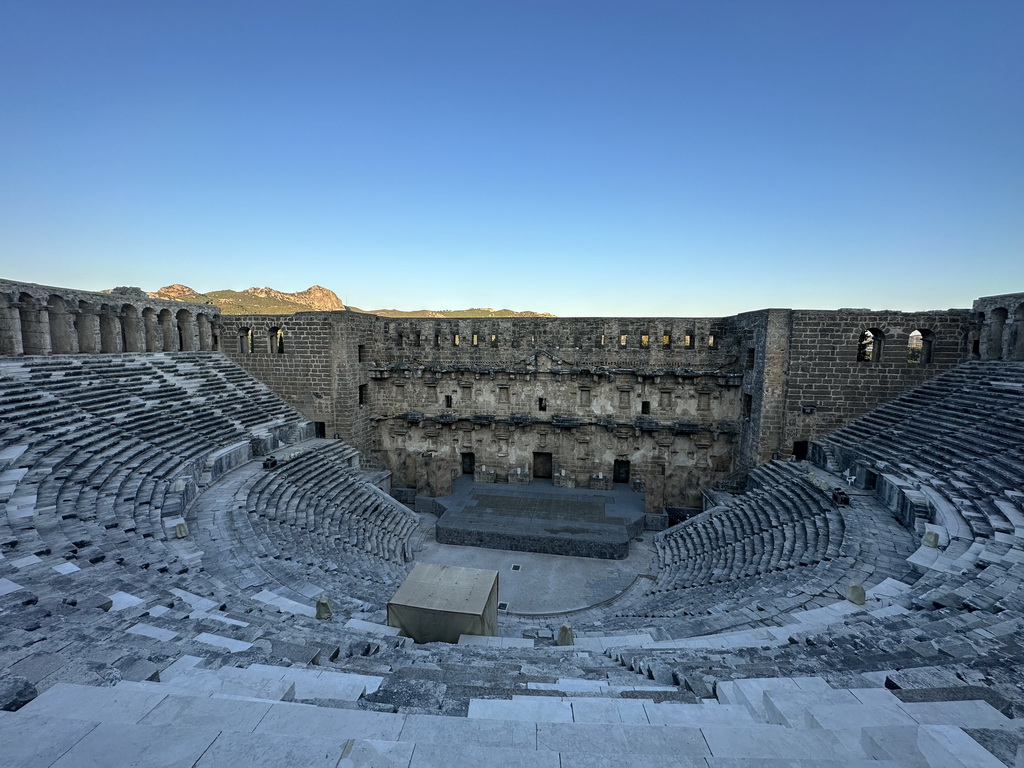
[{"xmin": 139, "ymin": 284, "xmax": 554, "ymax": 317}]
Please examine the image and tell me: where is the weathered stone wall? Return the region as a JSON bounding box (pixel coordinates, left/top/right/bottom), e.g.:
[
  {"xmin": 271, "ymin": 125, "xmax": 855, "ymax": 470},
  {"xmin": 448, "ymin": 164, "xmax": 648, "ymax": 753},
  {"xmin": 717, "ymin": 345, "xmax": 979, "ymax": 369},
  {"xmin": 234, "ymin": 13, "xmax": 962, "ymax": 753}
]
[
  {"xmin": 773, "ymin": 308, "xmax": 971, "ymax": 456},
  {"xmin": 218, "ymin": 311, "xmax": 377, "ymax": 454},
  {"xmin": 973, "ymin": 292, "xmax": 1024, "ymax": 362}
]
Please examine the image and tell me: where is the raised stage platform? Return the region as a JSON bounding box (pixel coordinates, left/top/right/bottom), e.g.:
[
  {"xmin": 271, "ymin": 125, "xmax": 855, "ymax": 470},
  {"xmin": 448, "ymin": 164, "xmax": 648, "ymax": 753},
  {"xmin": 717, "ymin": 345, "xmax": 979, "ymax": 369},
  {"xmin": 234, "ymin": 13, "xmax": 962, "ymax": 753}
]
[{"xmin": 435, "ymin": 476, "xmax": 645, "ymax": 559}]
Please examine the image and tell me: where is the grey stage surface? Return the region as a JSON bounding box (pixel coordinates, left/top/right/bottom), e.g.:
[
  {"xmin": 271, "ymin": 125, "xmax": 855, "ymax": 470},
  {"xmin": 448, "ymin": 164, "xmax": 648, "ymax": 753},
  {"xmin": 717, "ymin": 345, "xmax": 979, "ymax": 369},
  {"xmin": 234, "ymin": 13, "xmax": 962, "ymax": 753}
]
[{"xmin": 435, "ymin": 476, "xmax": 645, "ymax": 559}]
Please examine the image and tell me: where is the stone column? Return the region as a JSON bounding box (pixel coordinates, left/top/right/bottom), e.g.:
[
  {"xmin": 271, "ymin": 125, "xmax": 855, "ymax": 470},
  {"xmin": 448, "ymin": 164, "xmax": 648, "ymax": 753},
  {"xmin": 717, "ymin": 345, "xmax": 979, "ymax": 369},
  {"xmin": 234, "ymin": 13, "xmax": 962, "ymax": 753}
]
[
  {"xmin": 176, "ymin": 310, "xmax": 196, "ymax": 351},
  {"xmin": 197, "ymin": 314, "xmax": 212, "ymax": 351},
  {"xmin": 76, "ymin": 303, "xmax": 101, "ymax": 353},
  {"xmin": 18, "ymin": 299, "xmax": 51, "ymax": 355},
  {"xmin": 0, "ymin": 301, "xmax": 23, "ymax": 356}
]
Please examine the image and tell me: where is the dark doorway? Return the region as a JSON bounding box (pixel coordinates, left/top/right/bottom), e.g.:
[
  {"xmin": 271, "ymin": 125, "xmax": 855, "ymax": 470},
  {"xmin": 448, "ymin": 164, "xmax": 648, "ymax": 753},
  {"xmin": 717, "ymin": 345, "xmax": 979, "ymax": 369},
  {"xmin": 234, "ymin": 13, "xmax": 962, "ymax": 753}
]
[
  {"xmin": 792, "ymin": 441, "xmax": 809, "ymax": 461},
  {"xmin": 613, "ymin": 459, "xmax": 630, "ymax": 484},
  {"xmin": 461, "ymin": 452, "xmax": 476, "ymax": 475},
  {"xmin": 533, "ymin": 452, "xmax": 553, "ymax": 479},
  {"xmin": 314, "ymin": 422, "xmax": 327, "ymax": 439}
]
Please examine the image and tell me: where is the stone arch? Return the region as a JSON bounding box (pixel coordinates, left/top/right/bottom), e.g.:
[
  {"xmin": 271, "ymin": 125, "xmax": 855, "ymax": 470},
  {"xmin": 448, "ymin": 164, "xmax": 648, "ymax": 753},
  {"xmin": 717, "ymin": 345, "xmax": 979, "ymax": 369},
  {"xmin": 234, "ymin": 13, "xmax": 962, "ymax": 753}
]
[
  {"xmin": 99, "ymin": 304, "xmax": 121, "ymax": 353},
  {"xmin": 159, "ymin": 309, "xmax": 176, "ymax": 351},
  {"xmin": 47, "ymin": 295, "xmax": 76, "ymax": 354},
  {"xmin": 142, "ymin": 308, "xmax": 160, "ymax": 352},
  {"xmin": 856, "ymin": 328, "xmax": 885, "ymax": 363},
  {"xmin": 76, "ymin": 301, "xmax": 100, "ymax": 353},
  {"xmin": 19, "ymin": 292, "xmax": 51, "ymax": 355},
  {"xmin": 175, "ymin": 309, "xmax": 196, "ymax": 351},
  {"xmin": 989, "ymin": 308, "xmax": 1007, "ymax": 360},
  {"xmin": 907, "ymin": 329, "xmax": 935, "ymax": 364},
  {"xmin": 196, "ymin": 313, "xmax": 213, "ymax": 351},
  {"xmin": 238, "ymin": 327, "xmax": 253, "ymax": 354},
  {"xmin": 121, "ymin": 304, "xmax": 142, "ymax": 352},
  {"xmin": 1011, "ymin": 303, "xmax": 1024, "ymax": 362},
  {"xmin": 267, "ymin": 326, "xmax": 285, "ymax": 353}
]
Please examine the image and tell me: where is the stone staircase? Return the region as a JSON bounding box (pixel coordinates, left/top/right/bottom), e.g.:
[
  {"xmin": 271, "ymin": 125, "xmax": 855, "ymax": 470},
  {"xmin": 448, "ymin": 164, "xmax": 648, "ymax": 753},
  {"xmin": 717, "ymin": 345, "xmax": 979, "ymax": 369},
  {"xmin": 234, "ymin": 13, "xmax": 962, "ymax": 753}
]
[{"xmin": 1, "ymin": 662, "xmax": 1015, "ymax": 766}]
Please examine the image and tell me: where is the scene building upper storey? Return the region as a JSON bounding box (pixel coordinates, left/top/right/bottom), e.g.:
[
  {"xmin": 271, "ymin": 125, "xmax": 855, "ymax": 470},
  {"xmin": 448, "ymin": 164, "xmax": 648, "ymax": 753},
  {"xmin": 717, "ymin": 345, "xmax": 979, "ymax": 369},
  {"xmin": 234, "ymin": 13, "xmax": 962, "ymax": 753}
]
[{"xmin": 3, "ymin": 277, "xmax": 1022, "ymax": 511}]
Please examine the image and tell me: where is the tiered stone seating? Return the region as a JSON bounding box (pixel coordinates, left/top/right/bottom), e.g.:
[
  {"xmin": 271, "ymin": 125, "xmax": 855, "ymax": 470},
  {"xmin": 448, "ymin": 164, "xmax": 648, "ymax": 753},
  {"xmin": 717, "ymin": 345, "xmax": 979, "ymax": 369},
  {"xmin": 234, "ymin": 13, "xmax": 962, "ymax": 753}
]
[{"xmin": 2, "ymin": 354, "xmax": 1024, "ymax": 767}]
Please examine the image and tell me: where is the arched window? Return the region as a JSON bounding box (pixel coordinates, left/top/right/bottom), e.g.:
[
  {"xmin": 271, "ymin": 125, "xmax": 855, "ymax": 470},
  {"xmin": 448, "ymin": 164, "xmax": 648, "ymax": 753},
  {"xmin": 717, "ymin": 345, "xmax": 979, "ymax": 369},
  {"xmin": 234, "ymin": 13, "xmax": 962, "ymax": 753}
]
[
  {"xmin": 267, "ymin": 326, "xmax": 284, "ymax": 353},
  {"xmin": 857, "ymin": 328, "xmax": 885, "ymax": 363},
  {"xmin": 907, "ymin": 329, "xmax": 935, "ymax": 364},
  {"xmin": 238, "ymin": 327, "xmax": 253, "ymax": 354}
]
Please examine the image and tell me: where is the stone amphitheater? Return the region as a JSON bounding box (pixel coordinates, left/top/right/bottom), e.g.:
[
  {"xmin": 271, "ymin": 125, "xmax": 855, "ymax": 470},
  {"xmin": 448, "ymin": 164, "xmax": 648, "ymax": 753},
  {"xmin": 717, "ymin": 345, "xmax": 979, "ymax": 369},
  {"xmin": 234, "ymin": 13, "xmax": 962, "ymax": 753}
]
[{"xmin": 1, "ymin": 278, "xmax": 1024, "ymax": 766}]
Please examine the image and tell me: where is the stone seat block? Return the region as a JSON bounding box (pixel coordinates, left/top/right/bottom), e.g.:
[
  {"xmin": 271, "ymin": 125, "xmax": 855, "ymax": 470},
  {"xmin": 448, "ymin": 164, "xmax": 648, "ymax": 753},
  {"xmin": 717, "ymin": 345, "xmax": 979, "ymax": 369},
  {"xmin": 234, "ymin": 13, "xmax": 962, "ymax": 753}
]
[{"xmin": 862, "ymin": 724, "xmax": 1007, "ymax": 767}]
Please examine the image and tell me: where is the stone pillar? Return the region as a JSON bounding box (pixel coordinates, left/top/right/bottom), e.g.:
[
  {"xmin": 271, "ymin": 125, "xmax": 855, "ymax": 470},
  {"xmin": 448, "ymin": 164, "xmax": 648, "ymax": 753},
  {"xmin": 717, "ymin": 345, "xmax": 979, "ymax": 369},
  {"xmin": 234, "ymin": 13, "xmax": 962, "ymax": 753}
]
[
  {"xmin": 0, "ymin": 302, "xmax": 24, "ymax": 356},
  {"xmin": 159, "ymin": 310, "xmax": 175, "ymax": 351},
  {"xmin": 18, "ymin": 298, "xmax": 51, "ymax": 355},
  {"xmin": 176, "ymin": 310, "xmax": 196, "ymax": 352},
  {"xmin": 49, "ymin": 303, "xmax": 78, "ymax": 354},
  {"xmin": 197, "ymin": 313, "xmax": 212, "ymax": 351},
  {"xmin": 121, "ymin": 306, "xmax": 143, "ymax": 352},
  {"xmin": 98, "ymin": 309, "xmax": 122, "ymax": 353},
  {"xmin": 76, "ymin": 303, "xmax": 101, "ymax": 353},
  {"xmin": 143, "ymin": 309, "xmax": 159, "ymax": 352}
]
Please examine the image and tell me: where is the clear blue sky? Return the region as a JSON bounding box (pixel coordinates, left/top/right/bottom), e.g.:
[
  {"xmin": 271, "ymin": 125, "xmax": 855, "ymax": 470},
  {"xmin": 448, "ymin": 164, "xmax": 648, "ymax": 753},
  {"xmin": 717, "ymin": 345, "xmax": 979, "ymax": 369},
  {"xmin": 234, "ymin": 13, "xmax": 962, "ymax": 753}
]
[{"xmin": 1, "ymin": 1, "xmax": 1021, "ymax": 317}]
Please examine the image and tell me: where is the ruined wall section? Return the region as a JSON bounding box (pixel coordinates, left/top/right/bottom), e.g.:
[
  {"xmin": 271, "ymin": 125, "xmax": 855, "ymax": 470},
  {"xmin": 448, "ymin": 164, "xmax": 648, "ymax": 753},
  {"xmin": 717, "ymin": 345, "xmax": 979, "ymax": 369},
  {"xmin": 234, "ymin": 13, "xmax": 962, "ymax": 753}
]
[
  {"xmin": 973, "ymin": 292, "xmax": 1024, "ymax": 362},
  {"xmin": 330, "ymin": 311, "xmax": 377, "ymax": 455},
  {"xmin": 778, "ymin": 308, "xmax": 970, "ymax": 456},
  {"xmin": 219, "ymin": 311, "xmax": 377, "ymax": 455},
  {"xmin": 733, "ymin": 309, "xmax": 793, "ymax": 470}
]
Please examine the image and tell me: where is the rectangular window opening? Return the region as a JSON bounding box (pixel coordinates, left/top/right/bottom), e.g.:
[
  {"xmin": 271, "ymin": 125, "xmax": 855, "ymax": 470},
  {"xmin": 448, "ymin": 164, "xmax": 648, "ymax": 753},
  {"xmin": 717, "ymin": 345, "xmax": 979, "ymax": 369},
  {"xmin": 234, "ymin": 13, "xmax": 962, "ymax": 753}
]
[
  {"xmin": 358, "ymin": 384, "xmax": 367, "ymax": 405},
  {"xmin": 444, "ymin": 394, "xmax": 453, "ymax": 408},
  {"xmin": 641, "ymin": 400, "xmax": 651, "ymax": 415},
  {"xmin": 662, "ymin": 333, "xmax": 671, "ymax": 348},
  {"xmin": 538, "ymin": 397, "xmax": 547, "ymax": 412},
  {"xmin": 357, "ymin": 344, "xmax": 366, "ymax": 362}
]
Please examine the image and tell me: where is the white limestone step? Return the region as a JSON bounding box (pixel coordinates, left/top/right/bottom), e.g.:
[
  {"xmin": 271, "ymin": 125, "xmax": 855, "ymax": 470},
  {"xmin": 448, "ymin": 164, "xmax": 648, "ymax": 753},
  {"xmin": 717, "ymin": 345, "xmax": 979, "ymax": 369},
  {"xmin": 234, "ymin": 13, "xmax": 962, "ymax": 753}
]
[
  {"xmin": 716, "ymin": 676, "xmax": 832, "ymax": 722},
  {"xmin": 863, "ymin": 723, "xmax": 1007, "ymax": 767},
  {"xmin": 526, "ymin": 678, "xmax": 675, "ymax": 694},
  {"xmin": 459, "ymin": 634, "xmax": 535, "ymax": 648},
  {"xmin": 246, "ymin": 662, "xmax": 384, "ymax": 698},
  {"xmin": 468, "ymin": 695, "xmax": 759, "ymax": 727},
  {"xmin": 764, "ymin": 686, "xmax": 903, "ymax": 728}
]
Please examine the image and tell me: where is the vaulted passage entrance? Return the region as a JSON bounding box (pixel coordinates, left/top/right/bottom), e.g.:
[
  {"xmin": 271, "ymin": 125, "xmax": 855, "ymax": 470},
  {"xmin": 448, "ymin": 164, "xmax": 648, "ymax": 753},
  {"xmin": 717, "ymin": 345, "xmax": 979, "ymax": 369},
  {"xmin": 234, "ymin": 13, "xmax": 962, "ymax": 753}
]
[
  {"xmin": 461, "ymin": 452, "xmax": 476, "ymax": 475},
  {"xmin": 533, "ymin": 452, "xmax": 552, "ymax": 479},
  {"xmin": 613, "ymin": 459, "xmax": 631, "ymax": 484}
]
